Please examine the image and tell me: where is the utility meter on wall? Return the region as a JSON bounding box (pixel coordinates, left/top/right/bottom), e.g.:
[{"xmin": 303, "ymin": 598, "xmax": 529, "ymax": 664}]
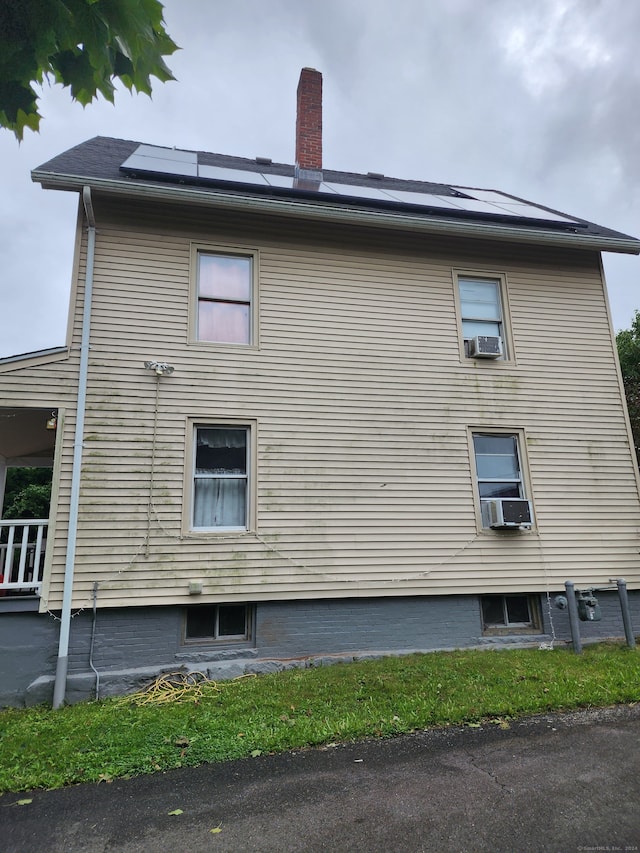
[{"xmin": 577, "ymin": 591, "xmax": 602, "ymax": 622}]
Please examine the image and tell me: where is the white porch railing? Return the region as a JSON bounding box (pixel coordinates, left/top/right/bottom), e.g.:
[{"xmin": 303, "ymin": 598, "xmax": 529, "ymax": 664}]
[{"xmin": 0, "ymin": 520, "xmax": 48, "ymax": 595}]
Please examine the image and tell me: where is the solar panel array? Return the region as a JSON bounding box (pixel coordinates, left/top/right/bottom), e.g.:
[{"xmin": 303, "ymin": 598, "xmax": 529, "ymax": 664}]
[{"xmin": 120, "ymin": 145, "xmax": 580, "ymax": 226}]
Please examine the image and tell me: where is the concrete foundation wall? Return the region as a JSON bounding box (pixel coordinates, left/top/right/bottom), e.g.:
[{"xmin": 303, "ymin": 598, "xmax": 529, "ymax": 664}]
[
  {"xmin": 2, "ymin": 590, "xmax": 638, "ymax": 707},
  {"xmin": 255, "ymin": 595, "xmax": 482, "ymax": 658},
  {"xmin": 65, "ymin": 605, "xmax": 184, "ymax": 673},
  {"xmin": 0, "ymin": 608, "xmax": 59, "ymax": 706}
]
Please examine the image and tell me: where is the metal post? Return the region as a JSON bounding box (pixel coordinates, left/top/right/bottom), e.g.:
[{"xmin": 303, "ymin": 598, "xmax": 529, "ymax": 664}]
[
  {"xmin": 616, "ymin": 578, "xmax": 636, "ymax": 649},
  {"xmin": 565, "ymin": 580, "xmax": 582, "ymax": 654}
]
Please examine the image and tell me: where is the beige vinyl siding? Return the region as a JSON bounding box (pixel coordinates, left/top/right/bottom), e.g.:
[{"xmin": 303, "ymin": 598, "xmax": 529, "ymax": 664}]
[{"xmin": 31, "ymin": 194, "xmax": 640, "ymax": 609}]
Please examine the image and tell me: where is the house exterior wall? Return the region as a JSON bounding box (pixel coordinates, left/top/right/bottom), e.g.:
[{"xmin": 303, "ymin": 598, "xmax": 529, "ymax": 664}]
[{"xmin": 6, "ymin": 192, "xmax": 640, "ymax": 615}]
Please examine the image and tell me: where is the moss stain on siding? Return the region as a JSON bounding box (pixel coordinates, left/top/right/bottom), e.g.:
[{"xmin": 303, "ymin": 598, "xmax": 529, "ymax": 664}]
[{"xmin": 29, "ymin": 199, "xmax": 640, "ymax": 607}]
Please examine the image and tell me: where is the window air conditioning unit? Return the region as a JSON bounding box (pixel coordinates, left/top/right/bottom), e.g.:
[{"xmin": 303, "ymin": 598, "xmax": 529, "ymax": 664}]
[
  {"xmin": 469, "ymin": 335, "xmax": 503, "ymax": 358},
  {"xmin": 487, "ymin": 498, "xmax": 532, "ymax": 529}
]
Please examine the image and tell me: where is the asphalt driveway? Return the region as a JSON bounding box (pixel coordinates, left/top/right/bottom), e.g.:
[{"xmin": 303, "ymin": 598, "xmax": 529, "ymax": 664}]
[{"xmin": 3, "ymin": 704, "xmax": 640, "ymax": 853}]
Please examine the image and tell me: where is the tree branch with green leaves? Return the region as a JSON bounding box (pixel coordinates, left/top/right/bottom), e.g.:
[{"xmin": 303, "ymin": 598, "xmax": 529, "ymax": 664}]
[{"xmin": 0, "ymin": 0, "xmax": 178, "ymax": 140}]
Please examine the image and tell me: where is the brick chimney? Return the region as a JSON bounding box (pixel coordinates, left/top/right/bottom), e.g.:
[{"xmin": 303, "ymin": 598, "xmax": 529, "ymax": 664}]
[{"xmin": 295, "ymin": 68, "xmax": 322, "ymax": 173}]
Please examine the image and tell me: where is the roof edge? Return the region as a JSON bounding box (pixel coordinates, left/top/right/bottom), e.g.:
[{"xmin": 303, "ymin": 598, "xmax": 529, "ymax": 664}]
[
  {"xmin": 0, "ymin": 345, "xmax": 69, "ymax": 367},
  {"xmin": 31, "ymin": 170, "xmax": 640, "ymax": 255}
]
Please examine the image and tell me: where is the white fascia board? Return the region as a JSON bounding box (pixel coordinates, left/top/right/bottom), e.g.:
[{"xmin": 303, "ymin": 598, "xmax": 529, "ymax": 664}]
[{"xmin": 31, "ymin": 171, "xmax": 640, "ymax": 255}]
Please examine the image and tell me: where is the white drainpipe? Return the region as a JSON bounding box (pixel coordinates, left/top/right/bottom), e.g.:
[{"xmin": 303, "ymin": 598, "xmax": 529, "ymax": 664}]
[{"xmin": 52, "ymin": 186, "xmax": 96, "ymax": 709}]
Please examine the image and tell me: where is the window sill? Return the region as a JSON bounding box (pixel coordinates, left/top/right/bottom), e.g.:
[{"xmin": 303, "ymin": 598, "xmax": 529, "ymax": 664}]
[
  {"xmin": 181, "ymin": 638, "xmax": 254, "ymax": 649},
  {"xmin": 187, "ymin": 340, "xmax": 260, "ymax": 352},
  {"xmin": 482, "ymin": 625, "xmax": 540, "ymax": 636},
  {"xmin": 187, "ymin": 528, "xmax": 251, "ymax": 536},
  {"xmin": 460, "ymin": 357, "xmax": 516, "ymax": 367}
]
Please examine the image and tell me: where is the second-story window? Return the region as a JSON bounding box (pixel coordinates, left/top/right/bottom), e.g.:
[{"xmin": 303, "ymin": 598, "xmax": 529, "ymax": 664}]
[
  {"xmin": 458, "ymin": 276, "xmax": 505, "ymax": 358},
  {"xmin": 197, "ymin": 252, "xmax": 252, "ymax": 344}
]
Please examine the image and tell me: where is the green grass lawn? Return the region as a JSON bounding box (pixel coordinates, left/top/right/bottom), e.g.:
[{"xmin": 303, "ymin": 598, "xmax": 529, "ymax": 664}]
[{"xmin": 1, "ymin": 642, "xmax": 638, "ymax": 793}]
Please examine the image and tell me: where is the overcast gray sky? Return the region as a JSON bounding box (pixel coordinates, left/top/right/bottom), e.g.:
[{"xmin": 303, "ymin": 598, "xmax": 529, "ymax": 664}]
[{"xmin": 1, "ymin": 0, "xmax": 639, "ymax": 359}]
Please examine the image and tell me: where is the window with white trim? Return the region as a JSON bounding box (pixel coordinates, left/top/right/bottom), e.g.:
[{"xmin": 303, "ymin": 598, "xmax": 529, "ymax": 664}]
[
  {"xmin": 458, "ymin": 276, "xmax": 505, "ymax": 357},
  {"xmin": 192, "ymin": 426, "xmax": 249, "ymax": 530},
  {"xmin": 196, "ymin": 252, "xmax": 253, "ymax": 344},
  {"xmin": 472, "ymin": 432, "xmax": 525, "ymax": 528}
]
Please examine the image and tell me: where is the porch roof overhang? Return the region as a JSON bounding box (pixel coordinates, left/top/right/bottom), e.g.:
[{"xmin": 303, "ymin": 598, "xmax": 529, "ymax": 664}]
[{"xmin": 0, "ymin": 408, "xmax": 56, "ymax": 465}]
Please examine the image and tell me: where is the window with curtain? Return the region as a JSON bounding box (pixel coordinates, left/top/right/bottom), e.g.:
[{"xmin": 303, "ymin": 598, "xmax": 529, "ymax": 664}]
[
  {"xmin": 458, "ymin": 276, "xmax": 504, "ymax": 357},
  {"xmin": 472, "ymin": 433, "xmax": 524, "ymax": 527},
  {"xmin": 197, "ymin": 252, "xmax": 252, "ymax": 344},
  {"xmin": 193, "ymin": 426, "xmax": 248, "ymax": 529}
]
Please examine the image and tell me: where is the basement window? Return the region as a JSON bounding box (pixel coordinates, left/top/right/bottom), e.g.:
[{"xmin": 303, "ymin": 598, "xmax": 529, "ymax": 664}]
[
  {"xmin": 481, "ymin": 594, "xmax": 540, "ymax": 634},
  {"xmin": 184, "ymin": 604, "xmax": 252, "ymax": 643}
]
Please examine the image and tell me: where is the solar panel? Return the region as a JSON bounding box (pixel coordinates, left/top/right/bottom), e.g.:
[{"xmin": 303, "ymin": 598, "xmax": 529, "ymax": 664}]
[
  {"xmin": 198, "ymin": 164, "xmax": 269, "ymax": 185},
  {"xmin": 451, "ymin": 198, "xmax": 519, "ymax": 215},
  {"xmin": 121, "ymin": 145, "xmax": 198, "ymax": 178},
  {"xmin": 134, "ymin": 144, "xmax": 197, "ymax": 164},
  {"xmin": 119, "ymin": 144, "xmax": 581, "ymax": 227},
  {"xmin": 379, "ymin": 190, "xmax": 462, "ymax": 209},
  {"xmin": 263, "ymin": 174, "xmax": 295, "ymax": 188},
  {"xmin": 451, "ymin": 188, "xmax": 513, "ymax": 203},
  {"xmin": 451, "ymin": 186, "xmax": 578, "ymax": 223},
  {"xmin": 487, "ymin": 202, "xmax": 577, "ymax": 223},
  {"xmin": 320, "ymin": 182, "xmax": 397, "ymax": 201}
]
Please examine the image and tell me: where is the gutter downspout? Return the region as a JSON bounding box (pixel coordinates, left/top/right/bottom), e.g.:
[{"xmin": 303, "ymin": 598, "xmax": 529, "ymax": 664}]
[{"xmin": 52, "ymin": 186, "xmax": 96, "ymax": 709}]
